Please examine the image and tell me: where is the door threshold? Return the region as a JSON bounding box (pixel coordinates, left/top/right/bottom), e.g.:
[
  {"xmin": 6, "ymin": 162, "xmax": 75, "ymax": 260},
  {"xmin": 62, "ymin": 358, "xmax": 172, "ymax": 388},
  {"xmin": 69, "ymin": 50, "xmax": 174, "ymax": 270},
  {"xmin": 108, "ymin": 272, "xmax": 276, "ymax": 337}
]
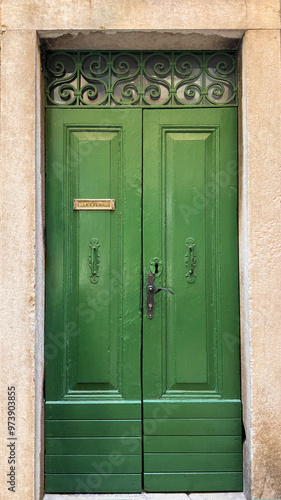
[{"xmin": 44, "ymin": 493, "xmax": 246, "ymax": 500}]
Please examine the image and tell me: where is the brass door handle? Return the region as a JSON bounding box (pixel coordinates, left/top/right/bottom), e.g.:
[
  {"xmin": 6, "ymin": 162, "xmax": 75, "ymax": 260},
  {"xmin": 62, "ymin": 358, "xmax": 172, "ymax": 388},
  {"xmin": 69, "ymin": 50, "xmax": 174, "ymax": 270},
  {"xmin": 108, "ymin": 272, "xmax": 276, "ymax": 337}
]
[{"xmin": 146, "ymin": 272, "xmax": 174, "ymax": 319}]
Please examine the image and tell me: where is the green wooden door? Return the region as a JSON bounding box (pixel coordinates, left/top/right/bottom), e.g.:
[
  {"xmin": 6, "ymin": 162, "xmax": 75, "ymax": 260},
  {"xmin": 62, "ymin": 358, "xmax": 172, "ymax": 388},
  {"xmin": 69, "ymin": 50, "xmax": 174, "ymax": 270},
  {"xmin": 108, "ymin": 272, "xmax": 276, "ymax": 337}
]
[
  {"xmin": 142, "ymin": 109, "xmax": 242, "ymax": 491},
  {"xmin": 45, "ymin": 107, "xmax": 242, "ymax": 493},
  {"xmin": 45, "ymin": 109, "xmax": 143, "ymax": 493}
]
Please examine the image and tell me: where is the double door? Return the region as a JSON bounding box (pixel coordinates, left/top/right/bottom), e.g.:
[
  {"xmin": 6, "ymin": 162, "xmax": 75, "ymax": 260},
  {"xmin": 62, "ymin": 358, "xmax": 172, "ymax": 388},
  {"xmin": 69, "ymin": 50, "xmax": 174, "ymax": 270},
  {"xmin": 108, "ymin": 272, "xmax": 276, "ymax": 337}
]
[{"xmin": 45, "ymin": 108, "xmax": 242, "ymax": 493}]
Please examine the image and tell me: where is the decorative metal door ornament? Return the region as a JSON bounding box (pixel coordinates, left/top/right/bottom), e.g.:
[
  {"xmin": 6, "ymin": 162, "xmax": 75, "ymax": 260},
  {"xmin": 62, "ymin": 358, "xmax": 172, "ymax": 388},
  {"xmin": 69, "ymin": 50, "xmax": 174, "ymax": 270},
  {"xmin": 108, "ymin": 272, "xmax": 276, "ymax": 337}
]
[
  {"xmin": 185, "ymin": 237, "xmax": 197, "ymax": 284},
  {"xmin": 88, "ymin": 238, "xmax": 100, "ymax": 284},
  {"xmin": 44, "ymin": 51, "xmax": 238, "ymax": 108},
  {"xmin": 150, "ymin": 257, "xmax": 163, "ymax": 277}
]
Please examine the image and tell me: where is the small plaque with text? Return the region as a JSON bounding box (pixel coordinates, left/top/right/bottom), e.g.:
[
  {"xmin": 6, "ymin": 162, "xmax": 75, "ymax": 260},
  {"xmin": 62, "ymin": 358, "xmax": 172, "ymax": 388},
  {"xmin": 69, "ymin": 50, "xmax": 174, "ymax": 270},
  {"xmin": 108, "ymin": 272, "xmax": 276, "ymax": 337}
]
[{"xmin": 73, "ymin": 199, "xmax": 115, "ymax": 211}]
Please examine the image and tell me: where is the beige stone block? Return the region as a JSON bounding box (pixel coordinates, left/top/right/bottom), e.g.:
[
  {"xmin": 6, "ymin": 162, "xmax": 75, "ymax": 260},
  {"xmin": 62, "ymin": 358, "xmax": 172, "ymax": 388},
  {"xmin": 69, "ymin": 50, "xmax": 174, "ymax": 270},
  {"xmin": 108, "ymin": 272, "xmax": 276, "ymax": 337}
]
[
  {"xmin": 241, "ymin": 29, "xmax": 281, "ymax": 500},
  {"xmin": 1, "ymin": 0, "xmax": 280, "ymax": 31},
  {"xmin": 0, "ymin": 29, "xmax": 37, "ymax": 500}
]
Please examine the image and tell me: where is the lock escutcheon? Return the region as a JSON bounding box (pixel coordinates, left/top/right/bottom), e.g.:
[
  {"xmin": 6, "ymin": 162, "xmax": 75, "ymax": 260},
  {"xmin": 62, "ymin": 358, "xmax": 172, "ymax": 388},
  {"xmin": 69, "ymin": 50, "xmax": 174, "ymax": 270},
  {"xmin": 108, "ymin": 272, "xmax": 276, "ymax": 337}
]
[{"xmin": 146, "ymin": 272, "xmax": 174, "ymax": 319}]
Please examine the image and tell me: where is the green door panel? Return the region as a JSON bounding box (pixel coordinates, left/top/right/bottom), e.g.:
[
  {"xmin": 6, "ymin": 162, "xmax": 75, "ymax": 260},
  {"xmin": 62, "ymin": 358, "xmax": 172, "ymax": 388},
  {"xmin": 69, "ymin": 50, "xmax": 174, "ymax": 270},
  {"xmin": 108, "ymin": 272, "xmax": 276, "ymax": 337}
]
[
  {"xmin": 143, "ymin": 419, "xmax": 242, "ymax": 436},
  {"xmin": 144, "ymin": 473, "xmax": 243, "ymax": 492},
  {"xmin": 144, "ymin": 453, "xmax": 242, "ymax": 472},
  {"xmin": 46, "ymin": 455, "xmax": 142, "ymax": 474},
  {"xmin": 143, "ymin": 400, "xmax": 241, "ymax": 418},
  {"xmin": 144, "ymin": 435, "xmax": 242, "ymax": 453},
  {"xmin": 142, "ymin": 108, "xmax": 239, "ymax": 399},
  {"xmin": 45, "ymin": 437, "xmax": 142, "ymax": 455},
  {"xmin": 45, "ymin": 107, "xmax": 241, "ymax": 493},
  {"xmin": 142, "ymin": 108, "xmax": 241, "ymax": 491},
  {"xmin": 45, "ymin": 474, "xmax": 142, "ymax": 493},
  {"xmin": 45, "ymin": 420, "xmax": 142, "ymax": 437},
  {"xmin": 45, "ymin": 401, "xmax": 140, "ymax": 419},
  {"xmin": 45, "ymin": 108, "xmax": 142, "ymax": 492}
]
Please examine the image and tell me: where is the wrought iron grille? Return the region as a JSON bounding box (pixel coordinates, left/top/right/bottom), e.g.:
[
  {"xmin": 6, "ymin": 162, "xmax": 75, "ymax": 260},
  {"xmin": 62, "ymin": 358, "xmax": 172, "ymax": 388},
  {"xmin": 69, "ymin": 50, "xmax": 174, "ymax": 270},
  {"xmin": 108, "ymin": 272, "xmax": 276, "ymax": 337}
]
[{"xmin": 44, "ymin": 51, "xmax": 238, "ymax": 108}]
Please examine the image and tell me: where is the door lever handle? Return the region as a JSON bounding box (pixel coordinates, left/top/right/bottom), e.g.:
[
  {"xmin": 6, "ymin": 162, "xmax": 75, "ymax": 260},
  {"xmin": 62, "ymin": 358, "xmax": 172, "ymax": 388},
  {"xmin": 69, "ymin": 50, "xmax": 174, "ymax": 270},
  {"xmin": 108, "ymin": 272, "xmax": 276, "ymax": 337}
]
[
  {"xmin": 155, "ymin": 287, "xmax": 174, "ymax": 294},
  {"xmin": 146, "ymin": 272, "xmax": 174, "ymax": 319}
]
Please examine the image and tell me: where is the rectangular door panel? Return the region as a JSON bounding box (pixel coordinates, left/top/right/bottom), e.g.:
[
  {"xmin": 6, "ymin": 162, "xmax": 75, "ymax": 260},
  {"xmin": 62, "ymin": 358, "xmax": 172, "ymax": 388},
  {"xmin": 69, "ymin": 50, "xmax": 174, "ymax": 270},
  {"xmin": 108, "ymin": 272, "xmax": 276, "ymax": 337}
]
[
  {"xmin": 142, "ymin": 108, "xmax": 242, "ymax": 491},
  {"xmin": 144, "ymin": 453, "xmax": 242, "ymax": 472},
  {"xmin": 165, "ymin": 129, "xmax": 217, "ymax": 392},
  {"xmin": 144, "ymin": 473, "xmax": 243, "ymax": 492},
  {"xmin": 45, "ymin": 474, "xmax": 142, "ymax": 493},
  {"xmin": 144, "ymin": 435, "xmax": 242, "ymax": 453},
  {"xmin": 70, "ymin": 128, "xmax": 123, "ymax": 391},
  {"xmin": 46, "ymin": 455, "xmax": 142, "ymax": 474},
  {"xmin": 45, "ymin": 109, "xmax": 142, "ymax": 492}
]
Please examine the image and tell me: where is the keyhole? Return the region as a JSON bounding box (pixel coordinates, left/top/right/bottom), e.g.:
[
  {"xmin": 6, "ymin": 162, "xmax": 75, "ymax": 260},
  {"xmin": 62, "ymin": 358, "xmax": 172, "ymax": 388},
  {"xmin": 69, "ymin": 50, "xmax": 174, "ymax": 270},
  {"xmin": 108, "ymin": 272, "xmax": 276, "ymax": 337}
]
[{"xmin": 155, "ymin": 263, "xmax": 159, "ymax": 274}]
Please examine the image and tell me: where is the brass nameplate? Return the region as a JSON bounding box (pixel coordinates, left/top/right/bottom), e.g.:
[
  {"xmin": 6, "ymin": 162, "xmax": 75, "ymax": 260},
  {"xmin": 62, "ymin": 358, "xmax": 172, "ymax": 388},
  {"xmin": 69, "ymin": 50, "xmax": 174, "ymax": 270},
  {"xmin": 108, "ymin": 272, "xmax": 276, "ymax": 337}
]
[{"xmin": 73, "ymin": 199, "xmax": 115, "ymax": 211}]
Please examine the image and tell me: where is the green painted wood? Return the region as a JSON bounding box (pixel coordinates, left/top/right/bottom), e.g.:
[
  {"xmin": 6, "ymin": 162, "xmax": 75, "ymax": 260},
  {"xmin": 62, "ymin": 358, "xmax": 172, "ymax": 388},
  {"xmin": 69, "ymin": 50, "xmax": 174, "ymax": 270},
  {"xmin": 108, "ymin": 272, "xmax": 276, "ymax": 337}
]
[
  {"xmin": 45, "ymin": 474, "xmax": 142, "ymax": 493},
  {"xmin": 45, "ymin": 109, "xmax": 142, "ymax": 490},
  {"xmin": 144, "ymin": 472, "xmax": 243, "ymax": 492},
  {"xmin": 144, "ymin": 435, "xmax": 241, "ymax": 453},
  {"xmin": 144, "ymin": 453, "xmax": 242, "ymax": 473},
  {"xmin": 46, "ymin": 455, "xmax": 142, "ymax": 474},
  {"xmin": 143, "ymin": 419, "xmax": 242, "ymax": 436},
  {"xmin": 45, "ymin": 437, "xmax": 142, "ymax": 455},
  {"xmin": 46, "ymin": 420, "xmax": 142, "ymax": 437},
  {"xmin": 45, "ymin": 402, "xmax": 141, "ymax": 420},
  {"xmin": 45, "ymin": 105, "xmax": 241, "ymax": 492},
  {"xmin": 142, "ymin": 108, "xmax": 241, "ymax": 490},
  {"xmin": 142, "ymin": 108, "xmax": 239, "ymax": 401},
  {"xmin": 143, "ymin": 401, "xmax": 241, "ymax": 418},
  {"xmin": 45, "ymin": 108, "xmax": 142, "ymax": 401}
]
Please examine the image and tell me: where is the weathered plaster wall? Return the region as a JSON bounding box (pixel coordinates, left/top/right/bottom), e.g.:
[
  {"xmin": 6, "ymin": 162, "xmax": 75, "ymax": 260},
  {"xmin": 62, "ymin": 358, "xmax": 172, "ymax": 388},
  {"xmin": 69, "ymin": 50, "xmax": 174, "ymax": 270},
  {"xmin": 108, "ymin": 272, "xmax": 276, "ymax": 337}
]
[
  {"xmin": 241, "ymin": 29, "xmax": 281, "ymax": 500},
  {"xmin": 1, "ymin": 0, "xmax": 280, "ymax": 30},
  {"xmin": 43, "ymin": 30, "xmax": 245, "ymax": 51},
  {"xmin": 0, "ymin": 2, "xmax": 281, "ymax": 500},
  {"xmin": 0, "ymin": 29, "xmax": 37, "ymax": 499},
  {"xmin": 34, "ymin": 32, "xmax": 46, "ymax": 500}
]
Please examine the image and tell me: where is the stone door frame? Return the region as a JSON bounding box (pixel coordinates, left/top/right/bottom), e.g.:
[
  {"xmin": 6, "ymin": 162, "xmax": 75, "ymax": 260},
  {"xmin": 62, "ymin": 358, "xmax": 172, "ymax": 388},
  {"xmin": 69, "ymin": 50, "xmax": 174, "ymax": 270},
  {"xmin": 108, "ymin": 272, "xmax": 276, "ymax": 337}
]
[{"xmin": 1, "ymin": 26, "xmax": 280, "ymax": 500}]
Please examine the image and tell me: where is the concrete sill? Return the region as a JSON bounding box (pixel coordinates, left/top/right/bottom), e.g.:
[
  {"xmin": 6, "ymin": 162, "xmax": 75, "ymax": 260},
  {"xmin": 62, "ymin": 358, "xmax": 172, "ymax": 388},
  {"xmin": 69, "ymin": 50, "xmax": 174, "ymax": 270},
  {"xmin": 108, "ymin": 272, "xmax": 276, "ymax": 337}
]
[{"xmin": 44, "ymin": 493, "xmax": 246, "ymax": 500}]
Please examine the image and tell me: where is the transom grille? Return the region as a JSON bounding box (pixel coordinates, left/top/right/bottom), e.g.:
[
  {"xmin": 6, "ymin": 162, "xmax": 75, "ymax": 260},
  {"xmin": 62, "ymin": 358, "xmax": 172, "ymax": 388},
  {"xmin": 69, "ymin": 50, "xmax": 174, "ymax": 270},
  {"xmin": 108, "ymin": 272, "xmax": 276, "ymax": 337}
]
[{"xmin": 44, "ymin": 51, "xmax": 238, "ymax": 108}]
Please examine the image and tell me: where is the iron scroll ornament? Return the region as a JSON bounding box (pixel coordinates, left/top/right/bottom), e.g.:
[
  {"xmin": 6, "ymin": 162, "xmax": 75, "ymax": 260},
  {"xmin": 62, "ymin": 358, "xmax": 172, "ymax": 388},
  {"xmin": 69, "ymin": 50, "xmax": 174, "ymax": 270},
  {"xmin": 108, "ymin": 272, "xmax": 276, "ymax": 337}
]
[{"xmin": 44, "ymin": 51, "xmax": 238, "ymax": 108}]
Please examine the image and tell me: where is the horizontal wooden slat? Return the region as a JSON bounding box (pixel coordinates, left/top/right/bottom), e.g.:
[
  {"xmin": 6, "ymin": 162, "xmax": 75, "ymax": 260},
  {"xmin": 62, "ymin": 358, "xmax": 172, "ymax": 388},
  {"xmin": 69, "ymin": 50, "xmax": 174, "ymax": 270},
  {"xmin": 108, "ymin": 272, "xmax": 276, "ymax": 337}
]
[
  {"xmin": 144, "ymin": 453, "xmax": 242, "ymax": 472},
  {"xmin": 144, "ymin": 418, "xmax": 241, "ymax": 436},
  {"xmin": 45, "ymin": 402, "xmax": 141, "ymax": 420},
  {"xmin": 45, "ymin": 454, "xmax": 142, "ymax": 474},
  {"xmin": 143, "ymin": 401, "xmax": 241, "ymax": 419},
  {"xmin": 144, "ymin": 472, "xmax": 243, "ymax": 492},
  {"xmin": 45, "ymin": 473, "xmax": 142, "ymax": 493},
  {"xmin": 46, "ymin": 437, "xmax": 141, "ymax": 455},
  {"xmin": 144, "ymin": 435, "xmax": 241, "ymax": 453},
  {"xmin": 46, "ymin": 420, "xmax": 141, "ymax": 437}
]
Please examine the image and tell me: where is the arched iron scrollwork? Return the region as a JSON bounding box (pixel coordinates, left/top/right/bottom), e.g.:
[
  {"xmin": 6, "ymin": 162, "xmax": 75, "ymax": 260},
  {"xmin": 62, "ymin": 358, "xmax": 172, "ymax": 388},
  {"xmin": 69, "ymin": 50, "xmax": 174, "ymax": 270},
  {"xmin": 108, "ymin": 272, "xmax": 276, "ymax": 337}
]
[{"xmin": 44, "ymin": 51, "xmax": 238, "ymax": 108}]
